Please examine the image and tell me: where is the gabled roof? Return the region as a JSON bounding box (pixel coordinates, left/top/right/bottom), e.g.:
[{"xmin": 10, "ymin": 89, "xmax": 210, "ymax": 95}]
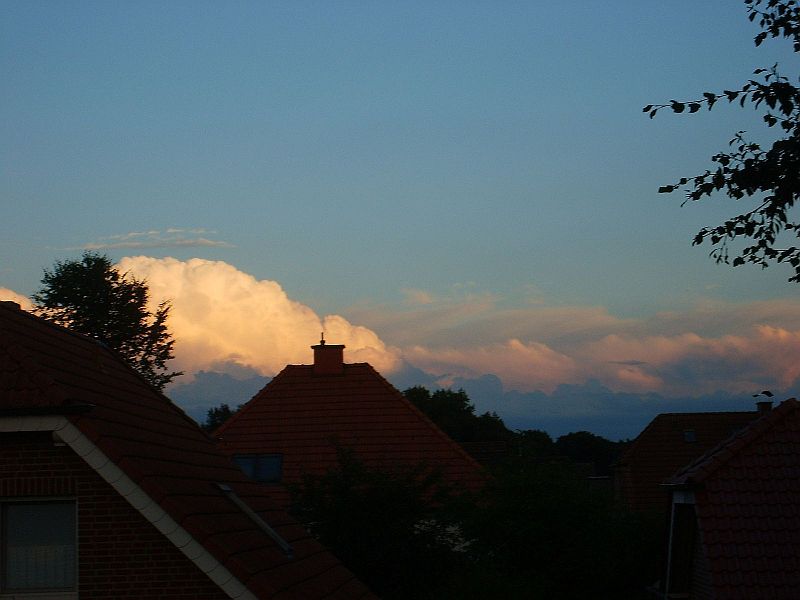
[
  {"xmin": 0, "ymin": 301, "xmax": 374, "ymax": 599},
  {"xmin": 615, "ymin": 410, "xmax": 759, "ymax": 513},
  {"xmin": 214, "ymin": 344, "xmax": 485, "ymax": 500},
  {"xmin": 670, "ymin": 399, "xmax": 800, "ymax": 599}
]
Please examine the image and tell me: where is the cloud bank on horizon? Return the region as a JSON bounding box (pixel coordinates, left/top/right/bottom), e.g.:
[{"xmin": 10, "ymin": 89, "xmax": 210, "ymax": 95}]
[{"xmin": 2, "ymin": 257, "xmax": 799, "ymax": 402}]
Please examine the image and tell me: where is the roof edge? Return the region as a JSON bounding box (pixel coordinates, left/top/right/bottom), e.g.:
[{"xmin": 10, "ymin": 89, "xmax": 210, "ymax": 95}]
[
  {"xmin": 0, "ymin": 415, "xmax": 257, "ymax": 600},
  {"xmin": 362, "ymin": 363, "xmax": 487, "ymax": 477},
  {"xmin": 615, "ymin": 409, "xmax": 758, "ymax": 467},
  {"xmin": 671, "ymin": 398, "xmax": 800, "ymax": 486}
]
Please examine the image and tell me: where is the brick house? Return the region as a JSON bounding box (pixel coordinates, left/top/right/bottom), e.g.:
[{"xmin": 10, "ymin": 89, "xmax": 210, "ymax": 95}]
[
  {"xmin": 614, "ymin": 409, "xmax": 761, "ymax": 517},
  {"xmin": 661, "ymin": 399, "xmax": 800, "ymax": 599},
  {"xmin": 214, "ymin": 341, "xmax": 485, "ymax": 506},
  {"xmin": 0, "ymin": 301, "xmax": 374, "ymax": 599}
]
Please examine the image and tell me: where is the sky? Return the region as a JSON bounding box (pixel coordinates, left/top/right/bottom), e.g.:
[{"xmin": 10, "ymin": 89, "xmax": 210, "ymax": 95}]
[{"xmin": 2, "ymin": 1, "xmax": 800, "ymax": 439}]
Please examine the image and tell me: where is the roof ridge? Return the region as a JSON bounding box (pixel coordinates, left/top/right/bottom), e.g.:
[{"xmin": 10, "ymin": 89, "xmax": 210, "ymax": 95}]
[
  {"xmin": 656, "ymin": 410, "xmax": 756, "ymax": 417},
  {"xmin": 672, "ymin": 398, "xmax": 800, "ymax": 485},
  {"xmin": 362, "ymin": 363, "xmax": 486, "ymax": 475},
  {"xmin": 1, "ymin": 303, "xmax": 178, "ymax": 407},
  {"xmin": 615, "ymin": 409, "xmax": 757, "ymax": 467},
  {"xmin": 212, "ymin": 365, "xmax": 290, "ymax": 437},
  {"xmin": 1, "ymin": 302, "xmax": 108, "ymax": 347}
]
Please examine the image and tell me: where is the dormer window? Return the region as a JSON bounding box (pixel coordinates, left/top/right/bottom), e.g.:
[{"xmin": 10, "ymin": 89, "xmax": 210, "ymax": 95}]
[
  {"xmin": 233, "ymin": 454, "xmax": 283, "ymax": 483},
  {"xmin": 683, "ymin": 429, "xmax": 696, "ymax": 443}
]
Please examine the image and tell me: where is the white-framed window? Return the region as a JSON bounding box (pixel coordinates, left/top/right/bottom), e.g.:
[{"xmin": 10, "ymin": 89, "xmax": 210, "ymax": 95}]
[{"xmin": 1, "ymin": 500, "xmax": 76, "ymax": 597}]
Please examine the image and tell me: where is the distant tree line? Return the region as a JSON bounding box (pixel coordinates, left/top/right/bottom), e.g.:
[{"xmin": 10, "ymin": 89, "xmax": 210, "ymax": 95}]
[{"xmin": 402, "ymin": 386, "xmax": 629, "ymax": 476}]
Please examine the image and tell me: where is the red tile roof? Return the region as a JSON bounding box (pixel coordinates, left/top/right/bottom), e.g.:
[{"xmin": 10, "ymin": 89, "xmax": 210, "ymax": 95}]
[
  {"xmin": 615, "ymin": 411, "xmax": 759, "ymax": 514},
  {"xmin": 214, "ymin": 347, "xmax": 485, "ymax": 503},
  {"xmin": 0, "ymin": 302, "xmax": 374, "ymax": 599},
  {"xmin": 670, "ymin": 399, "xmax": 800, "ymax": 599}
]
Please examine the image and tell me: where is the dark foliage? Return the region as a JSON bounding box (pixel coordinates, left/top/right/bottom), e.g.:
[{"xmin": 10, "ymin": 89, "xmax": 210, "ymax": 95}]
[
  {"xmin": 203, "ymin": 403, "xmax": 241, "ymax": 431},
  {"xmin": 33, "ymin": 252, "xmax": 181, "ymax": 390},
  {"xmin": 289, "ymin": 447, "xmax": 466, "ymax": 600},
  {"xmin": 403, "ymin": 386, "xmax": 514, "ymax": 443},
  {"xmin": 459, "ymin": 460, "xmax": 662, "ymax": 599},
  {"xmin": 290, "ymin": 447, "xmax": 660, "ymax": 599},
  {"xmin": 647, "ymin": 0, "xmax": 800, "ymax": 281},
  {"xmin": 290, "ymin": 388, "xmax": 657, "ymax": 598},
  {"xmin": 403, "ymin": 386, "xmax": 628, "ymax": 473},
  {"xmin": 556, "ymin": 430, "xmax": 630, "ymax": 476},
  {"xmin": 513, "ymin": 428, "xmax": 557, "ymax": 458}
]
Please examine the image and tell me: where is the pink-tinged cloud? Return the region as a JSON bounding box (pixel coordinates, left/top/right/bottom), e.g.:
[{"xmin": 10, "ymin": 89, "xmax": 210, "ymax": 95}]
[
  {"xmin": 0, "ymin": 288, "xmax": 33, "ymax": 311},
  {"xmin": 348, "ymin": 291, "xmax": 800, "ymax": 397},
  {"xmin": 404, "ymin": 339, "xmax": 579, "ymax": 393},
  {"xmin": 580, "ymin": 325, "xmax": 800, "ymax": 396},
  {"xmin": 117, "ymin": 256, "xmax": 401, "ymax": 379}
]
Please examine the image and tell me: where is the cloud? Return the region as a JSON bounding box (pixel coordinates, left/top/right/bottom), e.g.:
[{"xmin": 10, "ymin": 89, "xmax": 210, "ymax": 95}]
[
  {"xmin": 346, "ymin": 292, "xmax": 800, "ymax": 398},
  {"xmin": 581, "ymin": 326, "xmax": 800, "ymax": 396},
  {"xmin": 84, "ymin": 229, "xmax": 232, "ymax": 250},
  {"xmin": 117, "ymin": 256, "xmax": 401, "ymax": 379},
  {"xmin": 0, "ymin": 287, "xmax": 33, "ymax": 311},
  {"xmin": 401, "ymin": 288, "xmax": 436, "ymax": 305},
  {"xmin": 345, "ymin": 284, "xmax": 640, "ymax": 350},
  {"xmin": 403, "ymin": 339, "xmax": 579, "ymax": 393},
  {"xmin": 9, "ymin": 252, "xmax": 798, "ymax": 408}
]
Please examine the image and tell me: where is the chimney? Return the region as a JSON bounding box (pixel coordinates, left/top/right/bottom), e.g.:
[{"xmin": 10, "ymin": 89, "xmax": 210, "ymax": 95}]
[
  {"xmin": 0, "ymin": 301, "xmax": 21, "ymax": 310},
  {"xmin": 756, "ymin": 400, "xmax": 773, "ymax": 414},
  {"xmin": 311, "ymin": 335, "xmax": 345, "ymax": 376}
]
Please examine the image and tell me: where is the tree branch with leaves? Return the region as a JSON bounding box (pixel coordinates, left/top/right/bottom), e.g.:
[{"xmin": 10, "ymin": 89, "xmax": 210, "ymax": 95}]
[{"xmin": 647, "ymin": 0, "xmax": 800, "ymax": 281}]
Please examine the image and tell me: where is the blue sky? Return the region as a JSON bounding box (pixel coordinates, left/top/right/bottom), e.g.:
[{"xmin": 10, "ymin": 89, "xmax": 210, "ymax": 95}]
[{"xmin": 3, "ymin": 2, "xmax": 800, "ymax": 438}]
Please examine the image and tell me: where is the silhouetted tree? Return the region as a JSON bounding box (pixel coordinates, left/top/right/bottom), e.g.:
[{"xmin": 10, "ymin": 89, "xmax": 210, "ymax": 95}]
[
  {"xmin": 555, "ymin": 431, "xmax": 628, "ymax": 476},
  {"xmin": 648, "ymin": 0, "xmax": 800, "ymax": 281},
  {"xmin": 403, "ymin": 386, "xmax": 512, "ymax": 443},
  {"xmin": 203, "ymin": 403, "xmax": 241, "ymax": 431},
  {"xmin": 514, "ymin": 429, "xmax": 557, "ymax": 459},
  {"xmin": 33, "ymin": 252, "xmax": 181, "ymax": 390},
  {"xmin": 289, "ymin": 448, "xmax": 465, "ymax": 600}
]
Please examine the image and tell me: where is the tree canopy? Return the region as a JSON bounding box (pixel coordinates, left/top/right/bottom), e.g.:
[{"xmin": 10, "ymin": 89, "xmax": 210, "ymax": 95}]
[
  {"xmin": 33, "ymin": 252, "xmax": 181, "ymax": 390},
  {"xmin": 202, "ymin": 403, "xmax": 241, "ymax": 431},
  {"xmin": 648, "ymin": 0, "xmax": 800, "ymax": 281},
  {"xmin": 403, "ymin": 386, "xmax": 512, "ymax": 444}
]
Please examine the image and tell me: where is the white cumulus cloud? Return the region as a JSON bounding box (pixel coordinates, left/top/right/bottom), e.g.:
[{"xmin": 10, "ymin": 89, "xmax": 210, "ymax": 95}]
[{"xmin": 117, "ymin": 256, "xmax": 401, "ymax": 378}]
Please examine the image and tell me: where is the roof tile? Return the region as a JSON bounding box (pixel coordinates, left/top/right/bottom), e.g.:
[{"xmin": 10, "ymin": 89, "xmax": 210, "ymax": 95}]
[
  {"xmin": 0, "ymin": 303, "xmax": 374, "ymax": 599},
  {"xmin": 215, "ymin": 360, "xmax": 486, "ymax": 498},
  {"xmin": 674, "ymin": 399, "xmax": 800, "ymax": 598}
]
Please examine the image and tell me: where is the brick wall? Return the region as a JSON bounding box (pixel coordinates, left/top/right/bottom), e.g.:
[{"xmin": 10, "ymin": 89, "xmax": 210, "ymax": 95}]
[{"xmin": 0, "ymin": 432, "xmax": 228, "ymax": 599}]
